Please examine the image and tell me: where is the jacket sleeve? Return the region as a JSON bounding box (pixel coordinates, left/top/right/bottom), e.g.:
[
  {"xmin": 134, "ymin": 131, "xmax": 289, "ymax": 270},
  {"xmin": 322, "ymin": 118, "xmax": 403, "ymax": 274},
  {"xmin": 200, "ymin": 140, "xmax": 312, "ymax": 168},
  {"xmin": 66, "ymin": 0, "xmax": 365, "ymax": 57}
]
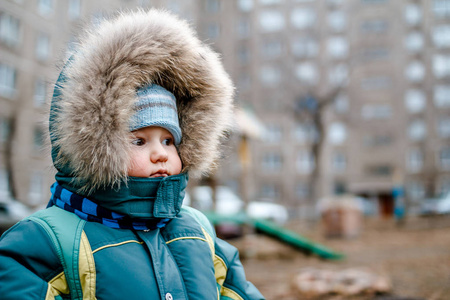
[
  {"xmin": 0, "ymin": 220, "xmax": 64, "ymax": 300},
  {"xmin": 214, "ymin": 238, "xmax": 265, "ymax": 300}
]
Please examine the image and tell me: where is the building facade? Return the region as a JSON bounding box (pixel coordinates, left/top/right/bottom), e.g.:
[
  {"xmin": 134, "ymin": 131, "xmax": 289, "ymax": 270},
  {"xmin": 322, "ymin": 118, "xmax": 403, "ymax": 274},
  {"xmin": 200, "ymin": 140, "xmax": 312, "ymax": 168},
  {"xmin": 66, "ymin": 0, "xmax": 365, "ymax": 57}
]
[
  {"xmin": 1, "ymin": 0, "xmax": 450, "ymax": 220},
  {"xmin": 208, "ymin": 0, "xmax": 450, "ymax": 218}
]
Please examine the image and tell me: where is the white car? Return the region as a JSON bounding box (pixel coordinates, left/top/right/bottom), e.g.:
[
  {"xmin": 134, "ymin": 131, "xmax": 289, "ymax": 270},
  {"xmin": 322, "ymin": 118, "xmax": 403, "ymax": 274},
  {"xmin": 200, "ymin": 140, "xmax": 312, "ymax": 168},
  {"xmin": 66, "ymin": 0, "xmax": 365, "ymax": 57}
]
[
  {"xmin": 190, "ymin": 186, "xmax": 288, "ymax": 225},
  {"xmin": 421, "ymin": 193, "xmax": 450, "ymax": 215},
  {"xmin": 247, "ymin": 201, "xmax": 288, "ymax": 225}
]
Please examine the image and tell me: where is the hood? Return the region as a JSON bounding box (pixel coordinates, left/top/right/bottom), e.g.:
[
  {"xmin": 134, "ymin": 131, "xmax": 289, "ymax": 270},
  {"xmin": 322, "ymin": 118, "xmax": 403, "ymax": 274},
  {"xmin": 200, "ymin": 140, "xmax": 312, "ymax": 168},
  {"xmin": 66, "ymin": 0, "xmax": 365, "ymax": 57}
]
[{"xmin": 50, "ymin": 9, "xmax": 234, "ymax": 193}]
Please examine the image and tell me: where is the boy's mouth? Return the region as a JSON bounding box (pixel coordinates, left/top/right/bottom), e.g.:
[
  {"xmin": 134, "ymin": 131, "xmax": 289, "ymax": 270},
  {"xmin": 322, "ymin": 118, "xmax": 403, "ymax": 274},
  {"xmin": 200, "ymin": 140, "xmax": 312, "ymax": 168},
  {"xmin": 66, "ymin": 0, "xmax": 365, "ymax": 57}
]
[{"xmin": 150, "ymin": 170, "xmax": 169, "ymax": 178}]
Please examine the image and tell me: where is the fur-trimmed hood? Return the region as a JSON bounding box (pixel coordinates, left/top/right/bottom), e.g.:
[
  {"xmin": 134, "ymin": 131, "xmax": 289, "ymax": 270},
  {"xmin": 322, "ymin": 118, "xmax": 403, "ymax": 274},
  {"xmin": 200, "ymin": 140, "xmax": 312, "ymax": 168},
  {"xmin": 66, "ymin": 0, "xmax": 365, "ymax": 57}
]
[{"xmin": 50, "ymin": 9, "xmax": 234, "ymax": 192}]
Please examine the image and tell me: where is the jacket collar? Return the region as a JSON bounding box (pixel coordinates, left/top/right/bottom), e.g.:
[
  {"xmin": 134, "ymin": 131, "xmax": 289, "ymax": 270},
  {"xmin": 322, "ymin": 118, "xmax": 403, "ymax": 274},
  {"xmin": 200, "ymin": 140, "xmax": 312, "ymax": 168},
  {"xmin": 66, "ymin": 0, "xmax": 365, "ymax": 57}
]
[{"xmin": 55, "ymin": 172, "xmax": 188, "ymax": 219}]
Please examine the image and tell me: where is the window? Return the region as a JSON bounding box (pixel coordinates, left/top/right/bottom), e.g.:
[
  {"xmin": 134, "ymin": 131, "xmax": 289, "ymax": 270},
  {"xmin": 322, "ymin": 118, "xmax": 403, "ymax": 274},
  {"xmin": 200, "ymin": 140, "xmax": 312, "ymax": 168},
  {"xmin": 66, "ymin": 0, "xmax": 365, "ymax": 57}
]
[
  {"xmin": 34, "ymin": 79, "xmax": 47, "ymax": 107},
  {"xmin": 405, "ymin": 89, "xmax": 426, "ymax": 113},
  {"xmin": 295, "ymin": 183, "xmax": 310, "ymax": 199},
  {"xmin": 260, "ymin": 0, "xmax": 282, "ymax": 4},
  {"xmin": 332, "ymin": 152, "xmax": 346, "ymax": 172},
  {"xmin": 328, "ymin": 11, "xmax": 346, "ymax": 32},
  {"xmin": 265, "ymin": 124, "xmax": 282, "ymax": 143},
  {"xmin": 408, "ymin": 120, "xmax": 426, "ymax": 141},
  {"xmin": 366, "ymin": 165, "xmax": 393, "ymax": 177},
  {"xmin": 362, "ymin": 47, "xmax": 389, "ymax": 61},
  {"xmin": 293, "ymin": 123, "xmax": 319, "ymax": 144},
  {"xmin": 327, "ymin": 37, "xmax": 348, "ymax": 59},
  {"xmin": 296, "ymin": 150, "xmax": 315, "ymax": 174},
  {"xmin": 404, "ymin": 4, "xmax": 422, "ymax": 26},
  {"xmin": 437, "ymin": 176, "xmax": 450, "ymax": 195},
  {"xmin": 433, "ymin": 55, "xmax": 450, "ymax": 78},
  {"xmin": 361, "ymin": 19, "xmax": 388, "ymax": 33},
  {"xmin": 0, "ymin": 13, "xmax": 20, "ymax": 47},
  {"xmin": 361, "ymin": 104, "xmax": 392, "ymax": 120},
  {"xmin": 68, "ymin": 0, "xmax": 81, "ymax": 19},
  {"xmin": 0, "ymin": 63, "xmax": 16, "ymax": 98},
  {"xmin": 328, "ymin": 64, "xmax": 348, "ymax": 86},
  {"xmin": 166, "ymin": 0, "xmax": 182, "ymax": 14},
  {"xmin": 262, "ymin": 153, "xmax": 282, "ymax": 171},
  {"xmin": 261, "ymin": 40, "xmax": 282, "ymax": 59},
  {"xmin": 238, "ymin": 45, "xmax": 250, "ymax": 65},
  {"xmin": 328, "ymin": 122, "xmax": 346, "ymax": 145},
  {"xmin": 65, "ymin": 36, "xmax": 77, "ymax": 60},
  {"xmin": 29, "ymin": 171, "xmax": 43, "ymax": 205},
  {"xmin": 138, "ymin": 0, "xmax": 151, "ymax": 5},
  {"xmin": 38, "ymin": 0, "xmax": 54, "ymax": 16},
  {"xmin": 406, "ymin": 181, "xmax": 425, "ymax": 200},
  {"xmin": 206, "ymin": 0, "xmax": 220, "ymax": 13},
  {"xmin": 334, "ymin": 94, "xmax": 349, "ymax": 113},
  {"xmin": 237, "ymin": 19, "xmax": 251, "ymax": 39},
  {"xmin": 405, "ymin": 32, "xmax": 424, "ymax": 52},
  {"xmin": 433, "ymin": 25, "xmax": 450, "ymax": 48},
  {"xmin": 433, "ymin": 0, "xmax": 450, "ymax": 18},
  {"xmin": 259, "ymin": 10, "xmax": 285, "ymax": 32},
  {"xmin": 259, "ymin": 65, "xmax": 281, "ymax": 85},
  {"xmin": 238, "ymin": 0, "xmax": 254, "ymax": 12},
  {"xmin": 206, "ymin": 23, "xmax": 220, "ymax": 40},
  {"xmin": 295, "ymin": 63, "xmax": 318, "ymax": 85},
  {"xmin": 291, "ymin": 8, "xmax": 316, "ymax": 29},
  {"xmin": 407, "ymin": 148, "xmax": 423, "ymax": 173},
  {"xmin": 405, "ymin": 61, "xmax": 425, "ymax": 82},
  {"xmin": 36, "ymin": 32, "xmax": 50, "ymax": 61},
  {"xmin": 261, "ymin": 184, "xmax": 279, "ymax": 199},
  {"xmin": 291, "ymin": 37, "xmax": 318, "ymax": 58},
  {"xmin": 434, "ymin": 85, "xmax": 450, "ymax": 107},
  {"xmin": 439, "ymin": 146, "xmax": 450, "ymax": 170},
  {"xmin": 438, "ymin": 117, "xmax": 450, "ymax": 138},
  {"xmin": 363, "ymin": 134, "xmax": 392, "ymax": 147},
  {"xmin": 361, "ymin": 76, "xmax": 391, "ymax": 90}
]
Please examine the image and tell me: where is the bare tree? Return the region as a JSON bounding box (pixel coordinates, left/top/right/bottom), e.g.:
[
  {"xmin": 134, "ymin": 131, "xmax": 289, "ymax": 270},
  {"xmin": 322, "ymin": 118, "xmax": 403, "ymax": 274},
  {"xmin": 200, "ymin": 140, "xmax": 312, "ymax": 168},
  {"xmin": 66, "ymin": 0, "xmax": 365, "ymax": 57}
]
[
  {"xmin": 294, "ymin": 86, "xmax": 343, "ymax": 208},
  {"xmin": 4, "ymin": 110, "xmax": 18, "ymax": 200}
]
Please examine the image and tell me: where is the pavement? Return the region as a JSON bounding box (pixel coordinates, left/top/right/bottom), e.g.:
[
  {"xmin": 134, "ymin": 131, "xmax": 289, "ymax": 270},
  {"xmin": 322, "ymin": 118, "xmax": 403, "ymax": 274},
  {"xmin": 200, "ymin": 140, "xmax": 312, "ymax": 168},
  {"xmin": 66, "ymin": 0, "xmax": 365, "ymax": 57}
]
[{"xmin": 227, "ymin": 215, "xmax": 450, "ymax": 300}]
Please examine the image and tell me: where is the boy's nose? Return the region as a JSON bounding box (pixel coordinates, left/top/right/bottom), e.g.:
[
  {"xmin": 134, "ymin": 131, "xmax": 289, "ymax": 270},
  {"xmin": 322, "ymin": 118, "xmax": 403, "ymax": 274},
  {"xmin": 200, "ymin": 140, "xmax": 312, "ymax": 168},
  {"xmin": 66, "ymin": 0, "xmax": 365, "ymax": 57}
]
[{"xmin": 150, "ymin": 144, "xmax": 169, "ymax": 163}]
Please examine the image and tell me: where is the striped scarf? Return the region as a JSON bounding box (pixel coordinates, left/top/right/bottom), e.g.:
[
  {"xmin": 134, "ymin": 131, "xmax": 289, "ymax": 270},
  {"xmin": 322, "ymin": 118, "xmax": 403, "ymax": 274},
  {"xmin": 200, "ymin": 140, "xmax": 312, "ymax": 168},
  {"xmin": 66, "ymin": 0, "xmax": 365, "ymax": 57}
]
[{"xmin": 49, "ymin": 182, "xmax": 170, "ymax": 230}]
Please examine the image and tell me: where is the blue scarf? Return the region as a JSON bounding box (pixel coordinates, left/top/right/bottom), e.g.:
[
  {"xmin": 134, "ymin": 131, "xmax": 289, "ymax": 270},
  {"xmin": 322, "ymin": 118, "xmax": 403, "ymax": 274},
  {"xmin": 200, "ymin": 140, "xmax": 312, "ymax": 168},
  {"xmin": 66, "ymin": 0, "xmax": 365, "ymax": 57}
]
[{"xmin": 48, "ymin": 182, "xmax": 170, "ymax": 230}]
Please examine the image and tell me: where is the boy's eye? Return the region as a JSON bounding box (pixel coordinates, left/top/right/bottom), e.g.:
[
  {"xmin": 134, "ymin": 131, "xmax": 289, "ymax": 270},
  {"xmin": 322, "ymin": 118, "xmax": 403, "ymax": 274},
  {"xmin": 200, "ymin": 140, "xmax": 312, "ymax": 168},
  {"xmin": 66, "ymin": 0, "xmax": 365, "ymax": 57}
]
[
  {"xmin": 162, "ymin": 138, "xmax": 173, "ymax": 146},
  {"xmin": 131, "ymin": 138, "xmax": 145, "ymax": 146}
]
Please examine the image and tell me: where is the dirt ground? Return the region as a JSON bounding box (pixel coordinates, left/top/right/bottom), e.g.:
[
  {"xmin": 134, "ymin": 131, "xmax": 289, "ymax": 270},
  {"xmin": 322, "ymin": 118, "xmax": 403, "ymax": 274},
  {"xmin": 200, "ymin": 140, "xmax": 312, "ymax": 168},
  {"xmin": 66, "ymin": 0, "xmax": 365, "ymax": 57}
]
[{"xmin": 227, "ymin": 215, "xmax": 450, "ymax": 300}]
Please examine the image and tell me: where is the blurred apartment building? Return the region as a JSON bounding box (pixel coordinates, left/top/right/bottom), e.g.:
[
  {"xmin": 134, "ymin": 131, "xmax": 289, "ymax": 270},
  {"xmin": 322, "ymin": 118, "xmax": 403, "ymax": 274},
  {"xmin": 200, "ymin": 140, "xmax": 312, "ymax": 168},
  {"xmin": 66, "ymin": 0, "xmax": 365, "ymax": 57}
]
[
  {"xmin": 209, "ymin": 0, "xmax": 450, "ymax": 219},
  {"xmin": 207, "ymin": 0, "xmax": 450, "ymax": 220},
  {"xmin": 1, "ymin": 0, "xmax": 450, "ymax": 219}
]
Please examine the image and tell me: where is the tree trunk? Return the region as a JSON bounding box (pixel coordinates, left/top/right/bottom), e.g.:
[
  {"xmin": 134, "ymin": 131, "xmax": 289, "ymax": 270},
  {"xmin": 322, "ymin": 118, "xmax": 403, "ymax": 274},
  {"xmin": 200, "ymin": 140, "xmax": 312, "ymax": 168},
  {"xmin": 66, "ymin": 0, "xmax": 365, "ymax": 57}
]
[{"xmin": 5, "ymin": 112, "xmax": 18, "ymax": 200}]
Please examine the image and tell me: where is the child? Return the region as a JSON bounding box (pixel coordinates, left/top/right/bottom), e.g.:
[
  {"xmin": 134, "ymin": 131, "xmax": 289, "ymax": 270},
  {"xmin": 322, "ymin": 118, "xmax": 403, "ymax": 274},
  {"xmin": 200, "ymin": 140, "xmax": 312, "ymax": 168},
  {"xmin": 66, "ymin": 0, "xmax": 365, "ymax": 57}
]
[{"xmin": 0, "ymin": 9, "xmax": 265, "ymax": 300}]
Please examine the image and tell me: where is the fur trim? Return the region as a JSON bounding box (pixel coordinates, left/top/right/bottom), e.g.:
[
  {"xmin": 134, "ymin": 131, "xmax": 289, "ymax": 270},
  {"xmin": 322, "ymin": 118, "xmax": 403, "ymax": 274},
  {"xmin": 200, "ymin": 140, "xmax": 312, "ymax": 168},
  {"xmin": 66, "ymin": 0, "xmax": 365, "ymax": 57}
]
[{"xmin": 52, "ymin": 9, "xmax": 234, "ymax": 191}]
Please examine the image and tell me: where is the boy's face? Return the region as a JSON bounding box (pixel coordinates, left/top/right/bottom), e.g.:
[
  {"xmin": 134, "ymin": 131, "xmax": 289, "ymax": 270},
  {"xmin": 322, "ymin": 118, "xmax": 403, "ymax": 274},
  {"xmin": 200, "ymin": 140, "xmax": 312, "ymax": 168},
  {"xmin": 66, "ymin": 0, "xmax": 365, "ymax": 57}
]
[{"xmin": 128, "ymin": 127, "xmax": 182, "ymax": 178}]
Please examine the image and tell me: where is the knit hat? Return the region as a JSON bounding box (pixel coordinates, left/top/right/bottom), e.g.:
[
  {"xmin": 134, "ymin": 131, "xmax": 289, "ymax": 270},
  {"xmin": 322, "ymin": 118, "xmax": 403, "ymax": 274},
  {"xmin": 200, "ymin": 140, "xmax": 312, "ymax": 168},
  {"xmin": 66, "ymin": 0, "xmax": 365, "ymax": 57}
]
[{"xmin": 130, "ymin": 84, "xmax": 182, "ymax": 145}]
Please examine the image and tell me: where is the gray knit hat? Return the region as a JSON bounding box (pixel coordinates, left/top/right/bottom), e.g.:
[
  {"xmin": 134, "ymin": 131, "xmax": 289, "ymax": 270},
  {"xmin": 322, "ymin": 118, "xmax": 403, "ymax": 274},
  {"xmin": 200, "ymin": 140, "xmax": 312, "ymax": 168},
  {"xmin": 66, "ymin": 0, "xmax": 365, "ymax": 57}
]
[{"xmin": 130, "ymin": 84, "xmax": 182, "ymax": 145}]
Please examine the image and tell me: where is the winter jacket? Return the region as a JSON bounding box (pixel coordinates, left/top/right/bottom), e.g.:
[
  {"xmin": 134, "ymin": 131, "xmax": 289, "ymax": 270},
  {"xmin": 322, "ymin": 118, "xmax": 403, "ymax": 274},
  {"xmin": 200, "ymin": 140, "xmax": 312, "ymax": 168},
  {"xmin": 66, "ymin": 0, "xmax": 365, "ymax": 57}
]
[
  {"xmin": 0, "ymin": 204, "xmax": 263, "ymax": 299},
  {"xmin": 0, "ymin": 9, "xmax": 264, "ymax": 300}
]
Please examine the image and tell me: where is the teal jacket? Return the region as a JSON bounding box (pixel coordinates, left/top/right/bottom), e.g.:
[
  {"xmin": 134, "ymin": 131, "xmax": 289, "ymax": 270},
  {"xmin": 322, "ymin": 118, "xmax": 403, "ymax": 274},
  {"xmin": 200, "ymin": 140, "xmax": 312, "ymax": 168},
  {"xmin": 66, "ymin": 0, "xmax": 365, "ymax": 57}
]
[{"xmin": 0, "ymin": 204, "xmax": 264, "ymax": 299}]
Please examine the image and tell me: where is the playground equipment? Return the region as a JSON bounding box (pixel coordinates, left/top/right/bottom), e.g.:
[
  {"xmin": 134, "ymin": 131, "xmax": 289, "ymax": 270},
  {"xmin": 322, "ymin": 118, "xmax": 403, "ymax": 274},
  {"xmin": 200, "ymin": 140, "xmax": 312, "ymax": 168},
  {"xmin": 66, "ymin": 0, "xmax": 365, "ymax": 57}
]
[{"xmin": 204, "ymin": 212, "xmax": 344, "ymax": 260}]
